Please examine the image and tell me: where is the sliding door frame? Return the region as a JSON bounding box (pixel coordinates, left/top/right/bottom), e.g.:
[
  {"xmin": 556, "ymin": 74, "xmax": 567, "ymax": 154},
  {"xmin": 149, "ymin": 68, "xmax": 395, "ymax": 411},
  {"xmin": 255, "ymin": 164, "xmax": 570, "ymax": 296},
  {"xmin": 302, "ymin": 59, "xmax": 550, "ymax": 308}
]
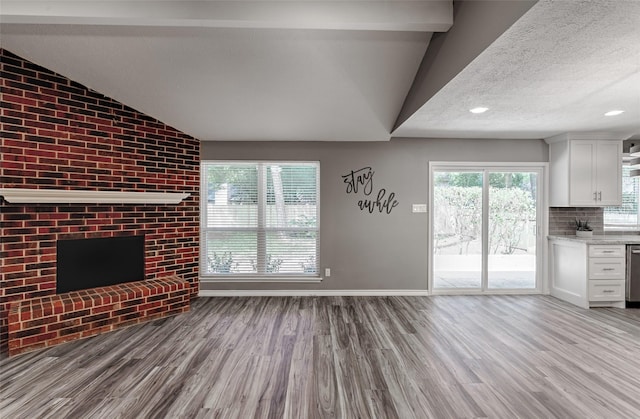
[{"xmin": 428, "ymin": 162, "xmax": 549, "ymax": 295}]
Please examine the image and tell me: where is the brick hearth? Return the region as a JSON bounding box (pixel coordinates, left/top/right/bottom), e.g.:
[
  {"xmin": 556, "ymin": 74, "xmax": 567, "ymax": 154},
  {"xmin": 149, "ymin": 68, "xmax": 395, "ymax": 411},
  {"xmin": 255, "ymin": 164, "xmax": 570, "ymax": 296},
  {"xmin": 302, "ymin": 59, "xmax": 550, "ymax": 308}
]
[
  {"xmin": 0, "ymin": 49, "xmax": 201, "ymax": 353},
  {"xmin": 8, "ymin": 276, "xmax": 190, "ymax": 356}
]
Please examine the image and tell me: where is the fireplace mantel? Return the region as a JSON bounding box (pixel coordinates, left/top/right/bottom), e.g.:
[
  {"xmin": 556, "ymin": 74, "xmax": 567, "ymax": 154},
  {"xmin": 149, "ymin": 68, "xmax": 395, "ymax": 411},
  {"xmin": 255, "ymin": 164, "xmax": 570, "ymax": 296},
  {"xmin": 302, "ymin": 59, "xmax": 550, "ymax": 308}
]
[{"xmin": 0, "ymin": 188, "xmax": 190, "ymax": 204}]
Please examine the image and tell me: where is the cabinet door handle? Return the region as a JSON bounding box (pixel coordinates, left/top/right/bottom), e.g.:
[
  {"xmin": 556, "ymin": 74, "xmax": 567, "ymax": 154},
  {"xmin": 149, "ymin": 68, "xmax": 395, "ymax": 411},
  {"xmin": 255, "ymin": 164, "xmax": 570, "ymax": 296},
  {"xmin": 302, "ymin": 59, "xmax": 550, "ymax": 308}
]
[
  {"xmin": 598, "ymin": 191, "xmax": 602, "ymax": 201},
  {"xmin": 594, "ymin": 191, "xmax": 598, "ymax": 201},
  {"xmin": 602, "ymin": 268, "xmax": 615, "ymax": 271},
  {"xmin": 602, "ymin": 250, "xmax": 615, "ymax": 253},
  {"xmin": 602, "ymin": 290, "xmax": 615, "ymax": 293}
]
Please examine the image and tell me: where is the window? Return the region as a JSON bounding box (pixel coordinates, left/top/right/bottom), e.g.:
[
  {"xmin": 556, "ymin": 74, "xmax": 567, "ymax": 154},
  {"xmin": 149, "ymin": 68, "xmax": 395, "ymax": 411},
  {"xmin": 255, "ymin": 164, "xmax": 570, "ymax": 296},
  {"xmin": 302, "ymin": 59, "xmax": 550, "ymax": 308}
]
[
  {"xmin": 201, "ymin": 161, "xmax": 319, "ymax": 278},
  {"xmin": 604, "ymin": 163, "xmax": 640, "ymax": 230}
]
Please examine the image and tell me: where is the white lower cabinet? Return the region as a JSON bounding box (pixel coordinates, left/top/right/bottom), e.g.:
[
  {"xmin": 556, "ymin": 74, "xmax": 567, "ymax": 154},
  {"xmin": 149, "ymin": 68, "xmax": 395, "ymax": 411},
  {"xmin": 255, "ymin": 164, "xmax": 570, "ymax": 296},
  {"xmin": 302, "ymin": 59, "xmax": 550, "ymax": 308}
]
[
  {"xmin": 550, "ymin": 239, "xmax": 626, "ymax": 309},
  {"xmin": 588, "ymin": 258, "xmax": 625, "ymax": 280},
  {"xmin": 588, "ymin": 244, "xmax": 625, "ymax": 307},
  {"xmin": 588, "ymin": 280, "xmax": 626, "ymax": 302}
]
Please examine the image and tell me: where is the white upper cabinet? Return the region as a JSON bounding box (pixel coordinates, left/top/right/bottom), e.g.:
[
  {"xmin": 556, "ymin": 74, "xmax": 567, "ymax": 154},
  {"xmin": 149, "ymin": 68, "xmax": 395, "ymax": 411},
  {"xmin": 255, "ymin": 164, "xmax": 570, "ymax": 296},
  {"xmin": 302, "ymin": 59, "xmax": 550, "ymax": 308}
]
[
  {"xmin": 593, "ymin": 141, "xmax": 623, "ymax": 205},
  {"xmin": 546, "ymin": 134, "xmax": 622, "ymax": 207}
]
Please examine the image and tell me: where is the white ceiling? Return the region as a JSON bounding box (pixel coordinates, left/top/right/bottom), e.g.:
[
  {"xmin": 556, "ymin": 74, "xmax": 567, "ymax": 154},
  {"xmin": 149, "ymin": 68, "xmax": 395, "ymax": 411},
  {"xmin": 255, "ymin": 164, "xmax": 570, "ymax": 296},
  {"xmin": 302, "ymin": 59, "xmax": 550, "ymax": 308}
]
[
  {"xmin": 394, "ymin": 0, "xmax": 640, "ymax": 140},
  {"xmin": 1, "ymin": 0, "xmax": 639, "ymax": 142}
]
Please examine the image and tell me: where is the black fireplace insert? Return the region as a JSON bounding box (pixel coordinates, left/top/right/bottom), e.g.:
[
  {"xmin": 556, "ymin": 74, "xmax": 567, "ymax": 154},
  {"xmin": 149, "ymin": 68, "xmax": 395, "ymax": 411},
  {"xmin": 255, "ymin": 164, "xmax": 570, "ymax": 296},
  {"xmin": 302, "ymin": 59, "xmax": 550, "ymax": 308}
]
[{"xmin": 56, "ymin": 235, "xmax": 145, "ymax": 294}]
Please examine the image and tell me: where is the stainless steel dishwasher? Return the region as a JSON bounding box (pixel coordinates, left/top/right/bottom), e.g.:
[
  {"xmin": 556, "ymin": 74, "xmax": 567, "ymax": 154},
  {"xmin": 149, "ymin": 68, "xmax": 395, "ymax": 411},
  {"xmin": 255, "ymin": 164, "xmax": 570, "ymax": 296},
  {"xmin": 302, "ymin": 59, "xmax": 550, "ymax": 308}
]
[{"xmin": 627, "ymin": 245, "xmax": 640, "ymax": 307}]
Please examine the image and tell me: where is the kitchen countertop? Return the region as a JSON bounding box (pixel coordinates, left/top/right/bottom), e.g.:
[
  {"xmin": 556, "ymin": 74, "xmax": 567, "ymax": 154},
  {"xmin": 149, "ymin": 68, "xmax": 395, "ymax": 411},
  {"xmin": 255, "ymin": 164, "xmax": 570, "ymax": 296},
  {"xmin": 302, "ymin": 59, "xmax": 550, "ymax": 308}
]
[{"xmin": 548, "ymin": 235, "xmax": 640, "ymax": 245}]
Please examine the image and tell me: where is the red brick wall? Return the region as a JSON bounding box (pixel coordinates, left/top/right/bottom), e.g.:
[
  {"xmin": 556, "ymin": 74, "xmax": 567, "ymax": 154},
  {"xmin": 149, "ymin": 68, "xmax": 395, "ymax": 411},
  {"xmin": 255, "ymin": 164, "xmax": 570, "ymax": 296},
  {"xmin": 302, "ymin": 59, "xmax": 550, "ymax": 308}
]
[{"xmin": 0, "ymin": 49, "xmax": 200, "ymax": 352}]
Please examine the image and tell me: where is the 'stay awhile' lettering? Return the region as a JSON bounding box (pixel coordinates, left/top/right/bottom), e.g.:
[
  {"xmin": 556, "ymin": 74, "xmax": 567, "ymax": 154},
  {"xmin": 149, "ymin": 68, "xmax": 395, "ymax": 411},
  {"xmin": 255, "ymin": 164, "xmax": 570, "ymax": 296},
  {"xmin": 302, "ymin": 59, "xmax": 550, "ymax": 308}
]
[
  {"xmin": 342, "ymin": 167, "xmax": 374, "ymax": 195},
  {"xmin": 357, "ymin": 189, "xmax": 399, "ymax": 214},
  {"xmin": 341, "ymin": 166, "xmax": 399, "ymax": 214}
]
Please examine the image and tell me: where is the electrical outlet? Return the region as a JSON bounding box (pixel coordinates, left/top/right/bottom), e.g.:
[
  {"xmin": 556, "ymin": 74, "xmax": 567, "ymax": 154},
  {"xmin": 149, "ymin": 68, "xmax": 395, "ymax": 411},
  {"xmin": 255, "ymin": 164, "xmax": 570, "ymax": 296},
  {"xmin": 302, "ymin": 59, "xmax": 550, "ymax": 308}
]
[{"xmin": 324, "ymin": 268, "xmax": 331, "ymax": 277}]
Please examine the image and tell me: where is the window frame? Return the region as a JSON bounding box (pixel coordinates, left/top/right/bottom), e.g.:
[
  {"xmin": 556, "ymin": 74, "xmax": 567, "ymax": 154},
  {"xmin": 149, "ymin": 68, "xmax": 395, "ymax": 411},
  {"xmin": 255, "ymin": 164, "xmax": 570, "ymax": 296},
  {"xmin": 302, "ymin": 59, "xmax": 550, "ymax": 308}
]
[
  {"xmin": 200, "ymin": 160, "xmax": 322, "ymax": 282},
  {"xmin": 604, "ymin": 159, "xmax": 640, "ymax": 231},
  {"xmin": 428, "ymin": 161, "xmax": 547, "ymax": 295}
]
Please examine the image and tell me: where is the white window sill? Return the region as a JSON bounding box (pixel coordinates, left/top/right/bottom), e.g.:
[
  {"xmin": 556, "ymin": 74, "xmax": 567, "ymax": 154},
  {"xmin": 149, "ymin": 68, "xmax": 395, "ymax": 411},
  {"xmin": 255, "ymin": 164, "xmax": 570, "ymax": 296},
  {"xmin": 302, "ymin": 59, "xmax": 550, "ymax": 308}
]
[
  {"xmin": 605, "ymin": 226, "xmax": 640, "ymax": 233},
  {"xmin": 200, "ymin": 275, "xmax": 323, "ymax": 283}
]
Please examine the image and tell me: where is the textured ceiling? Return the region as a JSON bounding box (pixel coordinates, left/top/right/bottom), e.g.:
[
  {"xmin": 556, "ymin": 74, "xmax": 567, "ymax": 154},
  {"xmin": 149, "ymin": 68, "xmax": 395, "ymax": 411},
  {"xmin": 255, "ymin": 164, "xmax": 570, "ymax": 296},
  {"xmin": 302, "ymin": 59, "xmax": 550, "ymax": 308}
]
[
  {"xmin": 1, "ymin": 0, "xmax": 639, "ymax": 142},
  {"xmin": 394, "ymin": 0, "xmax": 640, "ymax": 140}
]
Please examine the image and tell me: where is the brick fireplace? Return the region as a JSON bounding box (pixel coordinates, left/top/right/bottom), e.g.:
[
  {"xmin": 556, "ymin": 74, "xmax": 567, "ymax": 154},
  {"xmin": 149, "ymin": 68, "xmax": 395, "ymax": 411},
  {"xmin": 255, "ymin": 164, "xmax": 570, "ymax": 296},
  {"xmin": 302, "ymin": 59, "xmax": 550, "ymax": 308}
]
[{"xmin": 0, "ymin": 49, "xmax": 200, "ymax": 354}]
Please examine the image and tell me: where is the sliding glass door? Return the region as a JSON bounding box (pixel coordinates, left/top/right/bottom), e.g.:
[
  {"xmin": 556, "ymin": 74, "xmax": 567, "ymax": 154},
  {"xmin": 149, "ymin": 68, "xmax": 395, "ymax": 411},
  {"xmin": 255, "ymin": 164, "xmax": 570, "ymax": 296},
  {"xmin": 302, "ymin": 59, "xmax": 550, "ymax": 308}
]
[
  {"xmin": 431, "ymin": 164, "xmax": 543, "ymax": 293},
  {"xmin": 432, "ymin": 171, "xmax": 483, "ymax": 289},
  {"xmin": 487, "ymin": 171, "xmax": 538, "ymax": 290}
]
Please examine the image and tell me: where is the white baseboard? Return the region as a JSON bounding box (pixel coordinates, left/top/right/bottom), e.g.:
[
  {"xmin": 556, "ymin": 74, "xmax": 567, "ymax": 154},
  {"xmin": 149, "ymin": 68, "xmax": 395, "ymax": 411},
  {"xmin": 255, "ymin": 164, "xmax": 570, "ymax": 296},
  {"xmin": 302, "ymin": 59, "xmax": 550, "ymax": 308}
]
[{"xmin": 198, "ymin": 289, "xmax": 430, "ymax": 297}]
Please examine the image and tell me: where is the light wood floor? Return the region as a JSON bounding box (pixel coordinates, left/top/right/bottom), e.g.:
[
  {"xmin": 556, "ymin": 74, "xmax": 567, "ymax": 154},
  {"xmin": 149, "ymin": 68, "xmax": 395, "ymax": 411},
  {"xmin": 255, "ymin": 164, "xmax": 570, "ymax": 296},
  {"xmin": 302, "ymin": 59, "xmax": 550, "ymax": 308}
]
[{"xmin": 1, "ymin": 295, "xmax": 640, "ymax": 418}]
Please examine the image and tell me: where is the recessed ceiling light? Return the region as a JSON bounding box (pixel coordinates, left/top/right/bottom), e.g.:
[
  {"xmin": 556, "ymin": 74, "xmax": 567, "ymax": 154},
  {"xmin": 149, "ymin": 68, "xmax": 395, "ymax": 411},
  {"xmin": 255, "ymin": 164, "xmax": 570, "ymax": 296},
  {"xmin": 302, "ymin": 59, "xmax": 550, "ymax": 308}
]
[
  {"xmin": 470, "ymin": 107, "xmax": 489, "ymax": 114},
  {"xmin": 604, "ymin": 110, "xmax": 624, "ymax": 116}
]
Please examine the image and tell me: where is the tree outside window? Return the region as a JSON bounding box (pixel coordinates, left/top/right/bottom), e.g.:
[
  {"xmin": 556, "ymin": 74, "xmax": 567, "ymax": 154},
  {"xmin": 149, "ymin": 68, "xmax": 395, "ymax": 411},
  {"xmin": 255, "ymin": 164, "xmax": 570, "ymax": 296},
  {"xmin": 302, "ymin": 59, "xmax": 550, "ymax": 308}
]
[{"xmin": 201, "ymin": 162, "xmax": 320, "ymax": 277}]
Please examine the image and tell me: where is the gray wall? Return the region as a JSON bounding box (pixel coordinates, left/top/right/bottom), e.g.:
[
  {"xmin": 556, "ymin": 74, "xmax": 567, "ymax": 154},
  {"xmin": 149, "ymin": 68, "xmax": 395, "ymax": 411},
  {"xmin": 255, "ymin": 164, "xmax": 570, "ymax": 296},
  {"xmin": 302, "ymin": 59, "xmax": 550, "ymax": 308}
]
[
  {"xmin": 394, "ymin": 0, "xmax": 537, "ymax": 128},
  {"xmin": 200, "ymin": 138, "xmax": 548, "ymax": 291}
]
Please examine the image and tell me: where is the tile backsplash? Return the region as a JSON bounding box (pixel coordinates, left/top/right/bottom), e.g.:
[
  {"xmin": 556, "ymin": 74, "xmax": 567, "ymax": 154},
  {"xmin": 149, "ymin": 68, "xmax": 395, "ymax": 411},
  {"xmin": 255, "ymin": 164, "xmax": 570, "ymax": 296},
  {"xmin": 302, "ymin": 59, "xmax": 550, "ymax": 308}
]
[
  {"xmin": 549, "ymin": 207, "xmax": 640, "ymax": 236},
  {"xmin": 549, "ymin": 207, "xmax": 604, "ymax": 235}
]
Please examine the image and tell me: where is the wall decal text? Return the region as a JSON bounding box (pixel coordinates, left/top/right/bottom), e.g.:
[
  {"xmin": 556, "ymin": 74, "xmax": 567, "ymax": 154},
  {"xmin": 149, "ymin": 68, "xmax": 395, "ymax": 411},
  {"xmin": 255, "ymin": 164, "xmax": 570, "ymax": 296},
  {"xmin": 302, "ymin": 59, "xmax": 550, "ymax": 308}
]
[{"xmin": 342, "ymin": 166, "xmax": 399, "ymax": 214}]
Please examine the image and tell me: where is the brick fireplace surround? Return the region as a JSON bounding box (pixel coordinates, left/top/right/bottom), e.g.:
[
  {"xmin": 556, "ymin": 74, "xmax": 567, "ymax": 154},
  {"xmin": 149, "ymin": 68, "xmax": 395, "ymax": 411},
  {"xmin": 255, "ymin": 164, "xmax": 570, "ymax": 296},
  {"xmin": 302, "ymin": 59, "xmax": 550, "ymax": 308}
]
[{"xmin": 0, "ymin": 49, "xmax": 200, "ymax": 355}]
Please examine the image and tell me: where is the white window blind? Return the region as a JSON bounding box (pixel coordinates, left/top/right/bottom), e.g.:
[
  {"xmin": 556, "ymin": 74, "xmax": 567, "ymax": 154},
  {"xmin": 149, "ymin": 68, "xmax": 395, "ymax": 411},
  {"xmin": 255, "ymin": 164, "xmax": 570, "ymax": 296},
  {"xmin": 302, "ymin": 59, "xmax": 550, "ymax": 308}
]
[
  {"xmin": 201, "ymin": 161, "xmax": 319, "ymax": 277},
  {"xmin": 604, "ymin": 164, "xmax": 640, "ymax": 229}
]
